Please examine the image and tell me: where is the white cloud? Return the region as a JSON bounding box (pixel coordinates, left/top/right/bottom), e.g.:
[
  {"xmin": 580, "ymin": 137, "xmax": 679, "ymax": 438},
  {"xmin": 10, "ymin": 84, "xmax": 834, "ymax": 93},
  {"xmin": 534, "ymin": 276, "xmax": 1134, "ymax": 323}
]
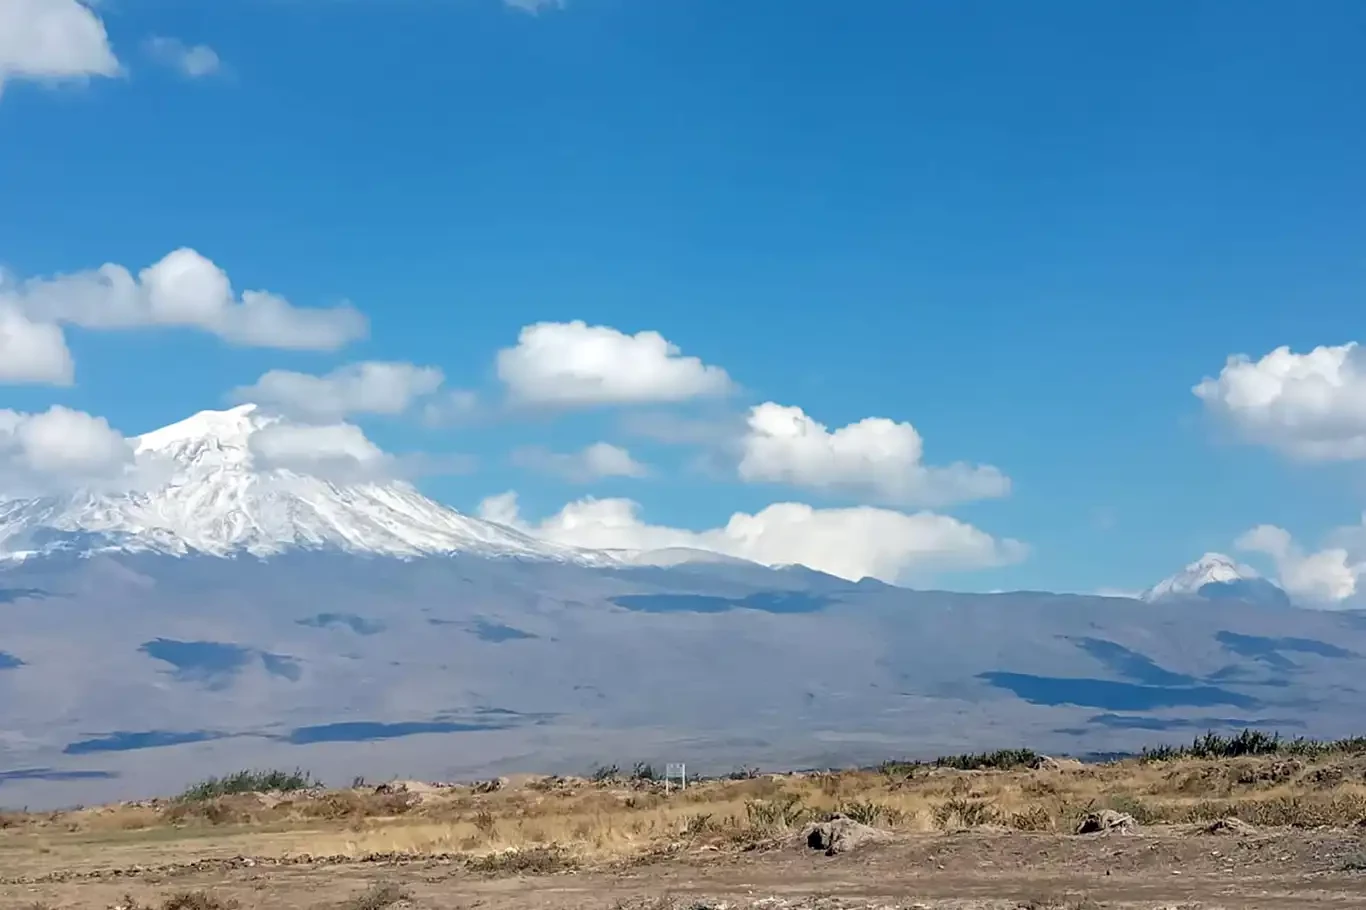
[
  {"xmin": 512, "ymin": 442, "xmax": 649, "ymax": 482},
  {"xmin": 1195, "ymin": 343, "xmax": 1366, "ymax": 461},
  {"xmin": 0, "ymin": 406, "xmax": 133, "ymax": 490},
  {"xmin": 0, "ymin": 0, "xmax": 119, "ymax": 95},
  {"xmin": 143, "ymin": 37, "xmax": 221, "ymax": 79},
  {"xmin": 248, "ymin": 419, "xmax": 473, "ymax": 482},
  {"xmin": 420, "ymin": 389, "xmax": 480, "ymax": 427},
  {"xmin": 250, "ymin": 421, "xmax": 391, "ymax": 481},
  {"xmin": 233, "ymin": 362, "xmax": 446, "ymax": 421},
  {"xmin": 497, "ymin": 321, "xmax": 734, "ymax": 408},
  {"xmin": 738, "ymin": 402, "xmax": 1010, "ymax": 507},
  {"xmin": 504, "ymin": 0, "xmax": 564, "ymax": 13},
  {"xmin": 1236, "ymin": 524, "xmax": 1363, "ymax": 607},
  {"xmin": 6, "ymin": 247, "xmax": 367, "ymax": 351},
  {"xmin": 0, "ymin": 306, "xmax": 73, "ymax": 385},
  {"xmin": 479, "ymin": 492, "xmax": 1026, "ymax": 583}
]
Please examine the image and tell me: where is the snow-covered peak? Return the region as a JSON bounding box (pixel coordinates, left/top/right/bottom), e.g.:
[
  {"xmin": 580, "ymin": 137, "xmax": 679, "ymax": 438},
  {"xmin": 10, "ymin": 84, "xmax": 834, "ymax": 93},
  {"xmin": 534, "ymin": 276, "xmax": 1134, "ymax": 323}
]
[
  {"xmin": 0, "ymin": 406, "xmax": 603, "ymax": 565},
  {"xmin": 135, "ymin": 403, "xmax": 270, "ymax": 455},
  {"xmin": 1143, "ymin": 552, "xmax": 1290, "ymax": 607}
]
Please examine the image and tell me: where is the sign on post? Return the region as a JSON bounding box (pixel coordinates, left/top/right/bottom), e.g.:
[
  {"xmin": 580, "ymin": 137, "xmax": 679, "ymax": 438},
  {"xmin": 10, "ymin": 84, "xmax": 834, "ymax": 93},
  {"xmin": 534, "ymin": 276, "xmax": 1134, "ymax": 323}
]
[{"xmin": 664, "ymin": 762, "xmax": 686, "ymax": 793}]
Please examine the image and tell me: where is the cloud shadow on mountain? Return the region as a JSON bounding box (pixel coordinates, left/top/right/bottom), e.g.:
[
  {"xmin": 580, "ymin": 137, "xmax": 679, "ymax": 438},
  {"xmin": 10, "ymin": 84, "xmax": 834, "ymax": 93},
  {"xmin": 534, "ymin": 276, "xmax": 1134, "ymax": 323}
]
[
  {"xmin": 0, "ymin": 588, "xmax": 49, "ymax": 604},
  {"xmin": 1068, "ymin": 637, "xmax": 1198, "ymax": 686},
  {"xmin": 282, "ymin": 719, "xmax": 517, "ymax": 745},
  {"xmin": 139, "ymin": 639, "xmax": 301, "ymax": 687},
  {"xmin": 1216, "ymin": 631, "xmax": 1355, "ymax": 671},
  {"xmin": 297, "ymin": 613, "xmax": 385, "ymax": 635},
  {"xmin": 64, "ymin": 730, "xmax": 230, "ymax": 755},
  {"xmin": 979, "ymin": 671, "xmax": 1261, "ymax": 710},
  {"xmin": 0, "ymin": 768, "xmax": 118, "ymax": 787},
  {"xmin": 470, "ymin": 620, "xmax": 536, "ymax": 642},
  {"xmin": 610, "ymin": 591, "xmax": 832, "ymax": 614},
  {"xmin": 1080, "ymin": 713, "xmax": 1306, "ymax": 731}
]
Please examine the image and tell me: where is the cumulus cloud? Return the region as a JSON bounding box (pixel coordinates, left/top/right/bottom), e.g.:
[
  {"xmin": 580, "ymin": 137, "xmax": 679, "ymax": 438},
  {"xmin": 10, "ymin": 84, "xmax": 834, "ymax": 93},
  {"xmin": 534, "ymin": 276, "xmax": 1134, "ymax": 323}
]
[
  {"xmin": 248, "ymin": 419, "xmax": 473, "ymax": 483},
  {"xmin": 478, "ymin": 492, "xmax": 1026, "ymax": 583},
  {"xmin": 738, "ymin": 402, "xmax": 1010, "ymax": 507},
  {"xmin": 233, "ymin": 362, "xmax": 446, "ymax": 421},
  {"xmin": 1236, "ymin": 524, "xmax": 1363, "ymax": 607},
  {"xmin": 250, "ymin": 421, "xmax": 391, "ymax": 481},
  {"xmin": 0, "ymin": 406, "xmax": 134, "ymax": 492},
  {"xmin": 143, "ymin": 37, "xmax": 221, "ymax": 78},
  {"xmin": 0, "ymin": 0, "xmax": 119, "ymax": 95},
  {"xmin": 1194, "ymin": 343, "xmax": 1366, "ymax": 461},
  {"xmin": 497, "ymin": 321, "xmax": 734, "ymax": 408},
  {"xmin": 7, "ymin": 247, "xmax": 367, "ymax": 351},
  {"xmin": 0, "ymin": 306, "xmax": 74, "ymax": 385},
  {"xmin": 512, "ymin": 443, "xmax": 649, "ymax": 482}
]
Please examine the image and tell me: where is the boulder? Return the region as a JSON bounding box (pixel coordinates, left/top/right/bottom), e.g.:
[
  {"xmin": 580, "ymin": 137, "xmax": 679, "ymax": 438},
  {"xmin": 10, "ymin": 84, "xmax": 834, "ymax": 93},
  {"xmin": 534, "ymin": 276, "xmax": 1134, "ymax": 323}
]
[
  {"xmin": 1031, "ymin": 755, "xmax": 1085, "ymax": 772},
  {"xmin": 800, "ymin": 813, "xmax": 890, "ymax": 855}
]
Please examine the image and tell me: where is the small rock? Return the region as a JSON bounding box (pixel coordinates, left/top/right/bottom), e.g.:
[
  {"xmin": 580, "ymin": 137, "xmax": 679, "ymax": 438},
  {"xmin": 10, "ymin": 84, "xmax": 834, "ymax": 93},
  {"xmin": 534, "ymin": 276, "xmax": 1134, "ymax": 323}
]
[
  {"xmin": 1075, "ymin": 809, "xmax": 1137, "ymax": 835},
  {"xmin": 1204, "ymin": 817, "xmax": 1257, "ymax": 836}
]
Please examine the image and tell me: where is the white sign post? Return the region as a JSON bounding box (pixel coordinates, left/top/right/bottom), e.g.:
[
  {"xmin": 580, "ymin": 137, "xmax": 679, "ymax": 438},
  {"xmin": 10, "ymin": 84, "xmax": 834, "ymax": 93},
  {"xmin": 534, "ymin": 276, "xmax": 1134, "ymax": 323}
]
[{"xmin": 665, "ymin": 762, "xmax": 686, "ymax": 793}]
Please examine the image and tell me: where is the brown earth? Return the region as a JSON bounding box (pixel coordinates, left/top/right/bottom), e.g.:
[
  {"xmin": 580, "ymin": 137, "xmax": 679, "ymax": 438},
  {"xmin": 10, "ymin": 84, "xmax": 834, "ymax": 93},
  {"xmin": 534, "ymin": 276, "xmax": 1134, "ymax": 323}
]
[{"xmin": 5, "ymin": 753, "xmax": 1366, "ymax": 909}]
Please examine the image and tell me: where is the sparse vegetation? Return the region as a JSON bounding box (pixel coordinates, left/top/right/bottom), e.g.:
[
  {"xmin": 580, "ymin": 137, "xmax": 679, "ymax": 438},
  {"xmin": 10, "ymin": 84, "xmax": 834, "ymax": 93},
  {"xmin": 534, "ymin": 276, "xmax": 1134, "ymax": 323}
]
[
  {"xmin": 836, "ymin": 798, "xmax": 905, "ymax": 827},
  {"xmin": 744, "ymin": 794, "xmax": 812, "ymax": 832},
  {"xmin": 338, "ymin": 883, "xmax": 411, "ymax": 910},
  {"xmin": 1141, "ymin": 729, "xmax": 1366, "ymax": 762},
  {"xmin": 178, "ymin": 768, "xmax": 318, "ymax": 801},
  {"xmin": 160, "ymin": 892, "xmax": 240, "ymax": 910},
  {"xmin": 466, "ymin": 845, "xmax": 577, "ymax": 875},
  {"xmin": 591, "ymin": 763, "xmax": 621, "ymax": 782}
]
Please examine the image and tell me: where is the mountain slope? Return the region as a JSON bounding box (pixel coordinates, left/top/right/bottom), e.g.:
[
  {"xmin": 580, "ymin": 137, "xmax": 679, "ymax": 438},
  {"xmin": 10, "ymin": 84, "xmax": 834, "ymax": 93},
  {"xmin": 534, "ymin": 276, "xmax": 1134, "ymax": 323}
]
[
  {"xmin": 0, "ymin": 405, "xmax": 594, "ymax": 563},
  {"xmin": 1143, "ymin": 552, "xmax": 1291, "ymax": 608}
]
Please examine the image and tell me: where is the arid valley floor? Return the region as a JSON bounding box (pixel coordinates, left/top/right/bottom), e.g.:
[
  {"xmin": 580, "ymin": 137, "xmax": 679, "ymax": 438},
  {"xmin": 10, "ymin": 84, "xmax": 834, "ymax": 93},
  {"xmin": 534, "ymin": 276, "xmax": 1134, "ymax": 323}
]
[{"xmin": 6, "ymin": 740, "xmax": 1366, "ymax": 909}]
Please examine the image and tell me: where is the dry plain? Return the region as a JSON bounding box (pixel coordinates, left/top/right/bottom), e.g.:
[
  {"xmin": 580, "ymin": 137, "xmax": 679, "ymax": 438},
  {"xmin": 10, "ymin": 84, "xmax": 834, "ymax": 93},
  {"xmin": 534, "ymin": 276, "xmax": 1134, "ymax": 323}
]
[{"xmin": 5, "ymin": 742, "xmax": 1366, "ymax": 910}]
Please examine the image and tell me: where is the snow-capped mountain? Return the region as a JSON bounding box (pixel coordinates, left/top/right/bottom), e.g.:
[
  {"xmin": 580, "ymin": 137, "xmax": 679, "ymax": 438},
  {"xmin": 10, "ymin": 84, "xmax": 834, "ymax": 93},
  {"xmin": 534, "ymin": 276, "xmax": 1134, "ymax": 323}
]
[
  {"xmin": 0, "ymin": 405, "xmax": 594, "ymax": 563},
  {"xmin": 1142, "ymin": 552, "xmax": 1292, "ymax": 608}
]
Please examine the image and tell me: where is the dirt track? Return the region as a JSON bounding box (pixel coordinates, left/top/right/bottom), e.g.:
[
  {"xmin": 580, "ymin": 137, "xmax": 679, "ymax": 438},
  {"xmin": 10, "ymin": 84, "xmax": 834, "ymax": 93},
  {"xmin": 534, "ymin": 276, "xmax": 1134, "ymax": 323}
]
[{"xmin": 6, "ymin": 827, "xmax": 1366, "ymax": 910}]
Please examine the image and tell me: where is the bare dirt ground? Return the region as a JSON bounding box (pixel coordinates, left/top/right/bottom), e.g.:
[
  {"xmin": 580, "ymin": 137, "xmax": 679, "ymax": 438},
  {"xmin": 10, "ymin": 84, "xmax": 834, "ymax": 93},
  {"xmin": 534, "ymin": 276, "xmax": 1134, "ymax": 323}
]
[
  {"xmin": 6, "ymin": 750, "xmax": 1366, "ymax": 909},
  {"xmin": 5, "ymin": 827, "xmax": 1366, "ymax": 910}
]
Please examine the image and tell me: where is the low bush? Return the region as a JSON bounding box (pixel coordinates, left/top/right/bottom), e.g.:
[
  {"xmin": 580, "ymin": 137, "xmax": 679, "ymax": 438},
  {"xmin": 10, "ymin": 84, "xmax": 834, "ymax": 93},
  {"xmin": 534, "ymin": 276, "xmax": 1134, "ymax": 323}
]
[{"xmin": 178, "ymin": 769, "xmax": 317, "ymax": 802}]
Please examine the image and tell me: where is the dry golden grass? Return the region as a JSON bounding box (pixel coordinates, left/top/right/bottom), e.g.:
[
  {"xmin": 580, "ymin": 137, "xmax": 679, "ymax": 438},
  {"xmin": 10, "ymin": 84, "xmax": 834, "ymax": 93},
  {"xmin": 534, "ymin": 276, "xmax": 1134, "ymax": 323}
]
[{"xmin": 5, "ymin": 751, "xmax": 1366, "ymax": 879}]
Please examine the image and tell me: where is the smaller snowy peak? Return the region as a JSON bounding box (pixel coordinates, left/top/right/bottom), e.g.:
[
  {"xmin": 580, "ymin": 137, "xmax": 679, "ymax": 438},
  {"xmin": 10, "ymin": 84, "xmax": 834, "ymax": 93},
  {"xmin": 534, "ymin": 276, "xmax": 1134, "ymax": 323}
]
[
  {"xmin": 618, "ymin": 547, "xmax": 759, "ymax": 568},
  {"xmin": 1143, "ymin": 552, "xmax": 1291, "ymax": 608}
]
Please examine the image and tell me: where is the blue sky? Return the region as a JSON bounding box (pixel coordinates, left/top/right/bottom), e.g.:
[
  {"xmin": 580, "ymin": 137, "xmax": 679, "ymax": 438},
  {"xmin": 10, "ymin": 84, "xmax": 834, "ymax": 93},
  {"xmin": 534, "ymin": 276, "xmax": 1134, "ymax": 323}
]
[{"xmin": 2, "ymin": 0, "xmax": 1366, "ymax": 601}]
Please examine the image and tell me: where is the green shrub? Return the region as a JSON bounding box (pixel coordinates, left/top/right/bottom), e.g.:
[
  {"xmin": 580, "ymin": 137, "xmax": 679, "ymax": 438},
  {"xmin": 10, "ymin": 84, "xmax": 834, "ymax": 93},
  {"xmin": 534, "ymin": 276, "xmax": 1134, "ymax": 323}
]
[
  {"xmin": 934, "ymin": 748, "xmax": 1039, "ymax": 771},
  {"xmin": 836, "ymin": 799, "xmax": 905, "ymax": 827},
  {"xmin": 1140, "ymin": 729, "xmax": 1366, "ymax": 763},
  {"xmin": 744, "ymin": 794, "xmax": 811, "ymax": 831},
  {"xmin": 178, "ymin": 769, "xmax": 316, "ymax": 802}
]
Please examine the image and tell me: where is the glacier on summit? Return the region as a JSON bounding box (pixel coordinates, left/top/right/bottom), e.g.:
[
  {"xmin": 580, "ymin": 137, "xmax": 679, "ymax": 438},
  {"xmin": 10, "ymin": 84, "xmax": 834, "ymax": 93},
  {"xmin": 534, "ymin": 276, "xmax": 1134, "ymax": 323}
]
[{"xmin": 0, "ymin": 405, "xmax": 597, "ymax": 563}]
